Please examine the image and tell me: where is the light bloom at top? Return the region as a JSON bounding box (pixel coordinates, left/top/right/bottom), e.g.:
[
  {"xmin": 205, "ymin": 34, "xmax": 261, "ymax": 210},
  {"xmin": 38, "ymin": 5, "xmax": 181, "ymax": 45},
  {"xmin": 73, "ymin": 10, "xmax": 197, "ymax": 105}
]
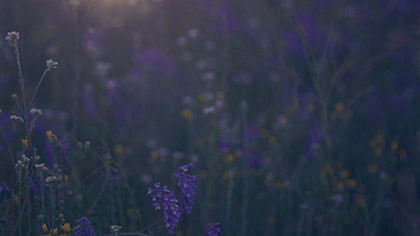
[
  {"xmin": 147, "ymin": 183, "xmax": 181, "ymax": 235},
  {"xmin": 46, "ymin": 59, "xmax": 58, "ymax": 70},
  {"xmin": 206, "ymin": 222, "xmax": 221, "ymax": 236},
  {"xmin": 10, "ymin": 115, "xmax": 24, "ymax": 123},
  {"xmin": 30, "ymin": 108, "xmax": 42, "ymax": 116},
  {"xmin": 174, "ymin": 162, "xmax": 196, "ymax": 214},
  {"xmin": 5, "ymin": 31, "xmax": 20, "ymax": 44}
]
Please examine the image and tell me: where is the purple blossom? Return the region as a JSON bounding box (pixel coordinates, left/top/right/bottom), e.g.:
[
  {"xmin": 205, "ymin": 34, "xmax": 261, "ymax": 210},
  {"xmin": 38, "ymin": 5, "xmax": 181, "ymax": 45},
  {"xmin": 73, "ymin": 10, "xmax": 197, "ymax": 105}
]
[
  {"xmin": 74, "ymin": 217, "xmax": 96, "ymax": 236},
  {"xmin": 206, "ymin": 222, "xmax": 221, "ymax": 236},
  {"xmin": 147, "ymin": 183, "xmax": 181, "ymax": 234},
  {"xmin": 174, "ymin": 163, "xmax": 196, "ymax": 214}
]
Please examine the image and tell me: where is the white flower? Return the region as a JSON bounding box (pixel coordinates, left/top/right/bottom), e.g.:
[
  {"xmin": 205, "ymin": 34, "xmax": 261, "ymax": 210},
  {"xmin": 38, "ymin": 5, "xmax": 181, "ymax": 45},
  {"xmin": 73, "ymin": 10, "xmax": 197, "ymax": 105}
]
[
  {"xmin": 46, "ymin": 59, "xmax": 58, "ymax": 70},
  {"xmin": 110, "ymin": 225, "xmax": 122, "ymax": 233},
  {"xmin": 32, "ymin": 155, "xmax": 41, "ymax": 162},
  {"xmin": 203, "ymin": 106, "xmax": 216, "ymax": 115},
  {"xmin": 5, "ymin": 31, "xmax": 20, "ymax": 44},
  {"xmin": 10, "ymin": 115, "xmax": 24, "ymax": 123},
  {"xmin": 22, "ymin": 154, "xmax": 30, "ymax": 164},
  {"xmin": 30, "ymin": 108, "xmax": 42, "ymax": 116},
  {"xmin": 35, "ymin": 163, "xmax": 46, "ymax": 171},
  {"xmin": 45, "ymin": 176, "xmax": 58, "ymax": 183},
  {"xmin": 15, "ymin": 160, "xmax": 23, "ymax": 171}
]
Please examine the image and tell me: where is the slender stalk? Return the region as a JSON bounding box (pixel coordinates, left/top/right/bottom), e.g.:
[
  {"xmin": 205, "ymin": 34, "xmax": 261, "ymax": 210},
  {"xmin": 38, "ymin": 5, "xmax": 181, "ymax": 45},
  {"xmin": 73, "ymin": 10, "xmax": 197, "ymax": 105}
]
[
  {"xmin": 240, "ymin": 101, "xmax": 249, "ymax": 236},
  {"xmin": 30, "ymin": 68, "xmax": 50, "ymax": 106}
]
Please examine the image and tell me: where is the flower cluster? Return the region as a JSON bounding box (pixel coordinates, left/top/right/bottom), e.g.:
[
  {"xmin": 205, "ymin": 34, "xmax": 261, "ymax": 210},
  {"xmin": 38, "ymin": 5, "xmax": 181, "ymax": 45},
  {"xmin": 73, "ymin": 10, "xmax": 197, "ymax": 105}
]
[
  {"xmin": 5, "ymin": 31, "xmax": 20, "ymax": 44},
  {"xmin": 174, "ymin": 162, "xmax": 196, "ymax": 214},
  {"xmin": 74, "ymin": 217, "xmax": 96, "ymax": 236},
  {"xmin": 147, "ymin": 183, "xmax": 181, "ymax": 234},
  {"xmin": 206, "ymin": 222, "xmax": 221, "ymax": 236}
]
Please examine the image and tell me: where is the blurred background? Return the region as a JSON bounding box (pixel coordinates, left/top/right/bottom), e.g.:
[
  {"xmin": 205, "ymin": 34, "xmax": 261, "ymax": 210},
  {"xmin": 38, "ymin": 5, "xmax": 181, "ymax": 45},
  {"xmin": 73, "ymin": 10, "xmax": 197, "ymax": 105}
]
[{"xmin": 0, "ymin": 0, "xmax": 420, "ymax": 235}]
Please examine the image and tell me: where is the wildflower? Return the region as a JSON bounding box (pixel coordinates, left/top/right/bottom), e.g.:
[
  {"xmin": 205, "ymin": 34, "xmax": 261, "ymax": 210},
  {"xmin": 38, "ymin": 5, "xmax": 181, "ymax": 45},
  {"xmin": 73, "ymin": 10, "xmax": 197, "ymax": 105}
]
[
  {"xmin": 46, "ymin": 59, "xmax": 58, "ymax": 70},
  {"xmin": 35, "ymin": 163, "xmax": 46, "ymax": 172},
  {"xmin": 30, "ymin": 108, "xmax": 42, "ymax": 116},
  {"xmin": 22, "ymin": 154, "xmax": 30, "ymax": 166},
  {"xmin": 10, "ymin": 115, "xmax": 24, "ymax": 123},
  {"xmin": 147, "ymin": 183, "xmax": 181, "ymax": 234},
  {"xmin": 174, "ymin": 163, "xmax": 196, "ymax": 214},
  {"xmin": 61, "ymin": 223, "xmax": 71, "ymax": 235},
  {"xmin": 22, "ymin": 138, "xmax": 28, "ymax": 149},
  {"xmin": 181, "ymin": 109, "xmax": 193, "ymax": 119},
  {"xmin": 32, "ymin": 155, "xmax": 41, "ymax": 162},
  {"xmin": 15, "ymin": 160, "xmax": 23, "ymax": 171},
  {"xmin": 203, "ymin": 106, "xmax": 216, "ymax": 115},
  {"xmin": 45, "ymin": 176, "xmax": 58, "ymax": 184},
  {"xmin": 42, "ymin": 223, "xmax": 48, "ymax": 233},
  {"xmin": 46, "ymin": 130, "xmax": 58, "ymax": 143},
  {"xmin": 5, "ymin": 31, "xmax": 20, "ymax": 44},
  {"xmin": 206, "ymin": 222, "xmax": 221, "ymax": 236},
  {"xmin": 110, "ymin": 225, "xmax": 122, "ymax": 234},
  {"xmin": 52, "ymin": 227, "xmax": 58, "ymax": 236},
  {"xmin": 74, "ymin": 217, "xmax": 96, "ymax": 236}
]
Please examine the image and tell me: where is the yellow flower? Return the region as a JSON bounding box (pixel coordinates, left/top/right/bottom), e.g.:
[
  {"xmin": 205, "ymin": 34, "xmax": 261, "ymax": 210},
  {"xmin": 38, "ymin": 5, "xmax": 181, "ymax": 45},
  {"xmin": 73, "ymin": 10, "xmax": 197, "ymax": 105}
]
[
  {"xmin": 216, "ymin": 91, "xmax": 225, "ymax": 100},
  {"xmin": 114, "ymin": 144, "xmax": 124, "ymax": 155},
  {"xmin": 22, "ymin": 138, "xmax": 28, "ymax": 149},
  {"xmin": 61, "ymin": 223, "xmax": 71, "ymax": 235},
  {"xmin": 52, "ymin": 227, "xmax": 58, "ymax": 236},
  {"xmin": 390, "ymin": 140, "xmax": 399, "ymax": 150},
  {"xmin": 345, "ymin": 179, "xmax": 357, "ymax": 188},
  {"xmin": 42, "ymin": 223, "xmax": 48, "ymax": 233},
  {"xmin": 339, "ymin": 169, "xmax": 350, "ymax": 179},
  {"xmin": 335, "ymin": 102, "xmax": 344, "ymax": 112},
  {"xmin": 46, "ymin": 130, "xmax": 58, "ymax": 143},
  {"xmin": 181, "ymin": 109, "xmax": 193, "ymax": 119}
]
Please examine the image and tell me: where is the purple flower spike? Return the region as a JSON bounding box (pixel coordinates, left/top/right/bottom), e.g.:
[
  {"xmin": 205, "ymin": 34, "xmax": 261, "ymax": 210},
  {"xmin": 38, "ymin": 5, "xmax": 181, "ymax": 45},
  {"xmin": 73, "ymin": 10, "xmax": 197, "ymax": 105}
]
[
  {"xmin": 74, "ymin": 216, "xmax": 96, "ymax": 236},
  {"xmin": 174, "ymin": 162, "xmax": 196, "ymax": 214},
  {"xmin": 206, "ymin": 222, "xmax": 221, "ymax": 236},
  {"xmin": 147, "ymin": 183, "xmax": 181, "ymax": 234}
]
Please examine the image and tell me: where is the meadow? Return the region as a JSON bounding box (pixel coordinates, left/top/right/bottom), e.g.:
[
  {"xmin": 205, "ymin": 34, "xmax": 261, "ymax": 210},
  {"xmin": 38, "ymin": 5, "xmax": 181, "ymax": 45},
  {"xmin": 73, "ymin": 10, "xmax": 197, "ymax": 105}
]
[{"xmin": 0, "ymin": 0, "xmax": 419, "ymax": 235}]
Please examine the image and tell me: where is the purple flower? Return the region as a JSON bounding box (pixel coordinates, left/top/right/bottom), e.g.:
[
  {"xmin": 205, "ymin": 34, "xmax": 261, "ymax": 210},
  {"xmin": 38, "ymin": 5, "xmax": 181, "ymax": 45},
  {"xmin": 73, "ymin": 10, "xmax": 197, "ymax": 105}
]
[
  {"xmin": 174, "ymin": 163, "xmax": 196, "ymax": 214},
  {"xmin": 147, "ymin": 183, "xmax": 181, "ymax": 234},
  {"xmin": 74, "ymin": 217, "xmax": 96, "ymax": 236},
  {"xmin": 206, "ymin": 222, "xmax": 221, "ymax": 236}
]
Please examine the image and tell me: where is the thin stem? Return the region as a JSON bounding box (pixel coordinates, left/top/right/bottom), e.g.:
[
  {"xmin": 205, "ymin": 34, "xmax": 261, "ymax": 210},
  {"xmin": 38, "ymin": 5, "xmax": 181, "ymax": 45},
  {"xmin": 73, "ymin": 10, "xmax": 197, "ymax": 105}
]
[
  {"xmin": 13, "ymin": 43, "xmax": 27, "ymax": 115},
  {"xmin": 30, "ymin": 68, "xmax": 50, "ymax": 106}
]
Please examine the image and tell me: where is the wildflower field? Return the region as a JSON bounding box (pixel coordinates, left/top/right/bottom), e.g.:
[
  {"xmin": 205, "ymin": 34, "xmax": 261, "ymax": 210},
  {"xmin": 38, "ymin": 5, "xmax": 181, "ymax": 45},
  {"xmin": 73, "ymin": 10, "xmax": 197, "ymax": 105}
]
[{"xmin": 0, "ymin": 0, "xmax": 419, "ymax": 235}]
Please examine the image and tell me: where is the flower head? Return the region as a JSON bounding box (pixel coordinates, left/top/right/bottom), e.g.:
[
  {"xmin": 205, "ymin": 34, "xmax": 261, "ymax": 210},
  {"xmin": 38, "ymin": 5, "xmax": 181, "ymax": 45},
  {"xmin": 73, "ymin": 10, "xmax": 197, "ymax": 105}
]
[
  {"xmin": 147, "ymin": 183, "xmax": 181, "ymax": 234},
  {"xmin": 10, "ymin": 115, "xmax": 24, "ymax": 123},
  {"xmin": 174, "ymin": 162, "xmax": 196, "ymax": 214},
  {"xmin": 206, "ymin": 222, "xmax": 221, "ymax": 236},
  {"xmin": 30, "ymin": 108, "xmax": 42, "ymax": 116},
  {"xmin": 74, "ymin": 217, "xmax": 96, "ymax": 236},
  {"xmin": 61, "ymin": 223, "xmax": 71, "ymax": 235},
  {"xmin": 46, "ymin": 59, "xmax": 58, "ymax": 70},
  {"xmin": 46, "ymin": 130, "xmax": 58, "ymax": 144},
  {"xmin": 5, "ymin": 31, "xmax": 20, "ymax": 44},
  {"xmin": 110, "ymin": 225, "xmax": 122, "ymax": 233}
]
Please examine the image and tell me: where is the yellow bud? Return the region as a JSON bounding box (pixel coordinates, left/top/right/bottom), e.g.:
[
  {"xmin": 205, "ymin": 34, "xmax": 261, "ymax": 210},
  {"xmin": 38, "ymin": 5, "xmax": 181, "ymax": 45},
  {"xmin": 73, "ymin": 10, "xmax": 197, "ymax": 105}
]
[
  {"xmin": 61, "ymin": 223, "xmax": 71, "ymax": 234},
  {"xmin": 22, "ymin": 138, "xmax": 29, "ymax": 150},
  {"xmin": 42, "ymin": 223, "xmax": 48, "ymax": 233}
]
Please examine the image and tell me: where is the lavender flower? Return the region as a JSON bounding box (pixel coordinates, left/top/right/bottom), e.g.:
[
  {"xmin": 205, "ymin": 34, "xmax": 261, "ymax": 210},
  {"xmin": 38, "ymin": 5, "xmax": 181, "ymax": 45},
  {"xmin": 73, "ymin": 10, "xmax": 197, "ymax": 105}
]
[
  {"xmin": 206, "ymin": 222, "xmax": 221, "ymax": 236},
  {"xmin": 174, "ymin": 162, "xmax": 196, "ymax": 214},
  {"xmin": 74, "ymin": 217, "xmax": 96, "ymax": 236},
  {"xmin": 147, "ymin": 183, "xmax": 181, "ymax": 234}
]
